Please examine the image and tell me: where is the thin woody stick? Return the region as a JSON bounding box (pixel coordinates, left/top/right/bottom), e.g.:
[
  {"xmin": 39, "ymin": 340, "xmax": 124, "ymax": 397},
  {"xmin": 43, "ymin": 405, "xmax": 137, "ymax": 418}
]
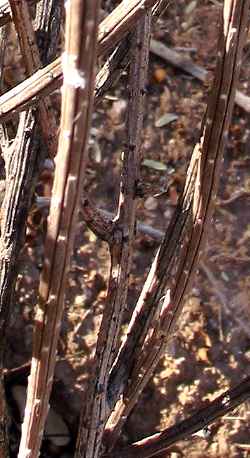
[
  {"xmin": 18, "ymin": 2, "xmax": 101, "ymax": 457},
  {"xmin": 0, "ymin": 0, "xmax": 160, "ymax": 120},
  {"xmin": 75, "ymin": 11, "xmax": 152, "ymax": 458},
  {"xmin": 1, "ymin": 0, "xmax": 250, "ymax": 119},
  {"xmin": 105, "ymin": 376, "xmax": 250, "ymax": 458},
  {"xmin": 0, "ymin": 2, "xmax": 61, "ymax": 453},
  {"xmin": 9, "ymin": 0, "xmax": 59, "ymax": 157},
  {"xmin": 105, "ymin": 0, "xmax": 250, "ymax": 447}
]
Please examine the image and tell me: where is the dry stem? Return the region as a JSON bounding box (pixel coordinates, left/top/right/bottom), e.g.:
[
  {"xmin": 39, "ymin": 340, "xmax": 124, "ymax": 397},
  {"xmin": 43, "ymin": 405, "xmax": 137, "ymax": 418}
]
[
  {"xmin": 0, "ymin": 0, "xmax": 159, "ymax": 121},
  {"xmin": 0, "ymin": 110, "xmax": 40, "ymax": 458},
  {"xmin": 9, "ymin": 0, "xmax": 59, "ymax": 157},
  {"xmin": 105, "ymin": 0, "xmax": 250, "ymax": 447},
  {"xmin": 18, "ymin": 1, "xmax": 100, "ymax": 457},
  {"xmin": 105, "ymin": 375, "xmax": 250, "ymax": 458},
  {"xmin": 75, "ymin": 11, "xmax": 151, "ymax": 458}
]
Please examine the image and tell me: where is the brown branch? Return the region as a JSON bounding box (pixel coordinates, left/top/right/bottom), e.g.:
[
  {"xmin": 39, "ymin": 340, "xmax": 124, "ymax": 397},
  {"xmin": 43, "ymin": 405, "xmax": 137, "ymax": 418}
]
[
  {"xmin": 105, "ymin": 376, "xmax": 250, "ymax": 458},
  {"xmin": 81, "ymin": 198, "xmax": 114, "ymax": 243},
  {"xmin": 0, "ymin": 109, "xmax": 40, "ymax": 458},
  {"xmin": 94, "ymin": 1, "xmax": 167, "ymax": 104},
  {"xmin": 150, "ymin": 39, "xmax": 250, "ymax": 112},
  {"xmin": 76, "ymin": 11, "xmax": 152, "ymax": 458},
  {"xmin": 0, "ymin": 24, "xmax": 9, "ymax": 152},
  {"xmin": 17, "ymin": 2, "xmax": 100, "ymax": 457},
  {"xmin": 95, "ymin": 36, "xmax": 130, "ymax": 103},
  {"xmin": 33, "ymin": 0, "xmax": 62, "ymax": 65},
  {"xmin": 0, "ymin": 0, "xmax": 40, "ymax": 26},
  {"xmin": 8, "ymin": 0, "xmax": 59, "ymax": 158},
  {"xmin": 105, "ymin": 0, "xmax": 250, "ymax": 447},
  {"xmin": 0, "ymin": 2, "xmax": 61, "ymax": 455},
  {"xmin": 0, "ymin": 0, "xmax": 159, "ymax": 121},
  {"xmin": 1, "ymin": 0, "xmax": 250, "ymax": 119}
]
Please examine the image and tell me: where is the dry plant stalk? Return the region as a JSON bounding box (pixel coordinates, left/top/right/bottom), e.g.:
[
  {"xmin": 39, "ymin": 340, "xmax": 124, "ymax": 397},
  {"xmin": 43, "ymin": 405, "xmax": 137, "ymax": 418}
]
[
  {"xmin": 0, "ymin": 0, "xmax": 39, "ymax": 27},
  {"xmin": 94, "ymin": 0, "xmax": 168, "ymax": 103},
  {"xmin": 0, "ymin": 2, "xmax": 61, "ymax": 455},
  {"xmin": 106, "ymin": 375, "xmax": 250, "ymax": 458},
  {"xmin": 104, "ymin": 0, "xmax": 250, "ymax": 449},
  {"xmin": 0, "ymin": 0, "xmax": 159, "ymax": 120},
  {"xmin": 0, "ymin": 110, "xmax": 39, "ymax": 458},
  {"xmin": 75, "ymin": 11, "xmax": 151, "ymax": 458},
  {"xmin": 9, "ymin": 0, "xmax": 58, "ymax": 157},
  {"xmin": 18, "ymin": 1, "xmax": 100, "ymax": 457}
]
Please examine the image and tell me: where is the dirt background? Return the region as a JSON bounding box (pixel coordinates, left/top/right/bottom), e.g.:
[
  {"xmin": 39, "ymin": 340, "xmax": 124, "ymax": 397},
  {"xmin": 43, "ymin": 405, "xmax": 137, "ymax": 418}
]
[{"xmin": 4, "ymin": 0, "xmax": 250, "ymax": 457}]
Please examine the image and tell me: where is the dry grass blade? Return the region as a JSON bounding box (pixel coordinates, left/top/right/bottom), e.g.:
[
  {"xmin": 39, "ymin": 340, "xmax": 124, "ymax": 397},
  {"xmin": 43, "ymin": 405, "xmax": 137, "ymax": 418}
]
[
  {"xmin": 76, "ymin": 11, "xmax": 152, "ymax": 458},
  {"xmin": 0, "ymin": 0, "xmax": 159, "ymax": 121},
  {"xmin": 17, "ymin": 1, "xmax": 100, "ymax": 457},
  {"xmin": 105, "ymin": 0, "xmax": 250, "ymax": 446}
]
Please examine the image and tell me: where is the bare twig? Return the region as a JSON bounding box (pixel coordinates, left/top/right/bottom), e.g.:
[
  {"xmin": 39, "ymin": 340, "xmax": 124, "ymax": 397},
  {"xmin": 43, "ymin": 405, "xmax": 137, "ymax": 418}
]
[
  {"xmin": 0, "ymin": 109, "xmax": 40, "ymax": 458},
  {"xmin": 76, "ymin": 12, "xmax": 152, "ymax": 458},
  {"xmin": 9, "ymin": 0, "xmax": 59, "ymax": 157},
  {"xmin": 105, "ymin": 376, "xmax": 250, "ymax": 458},
  {"xmin": 94, "ymin": 1, "xmax": 167, "ymax": 103},
  {"xmin": 18, "ymin": 1, "xmax": 100, "ymax": 457},
  {"xmin": 95, "ymin": 36, "xmax": 130, "ymax": 102},
  {"xmin": 0, "ymin": 0, "xmax": 39, "ymax": 26},
  {"xmin": 150, "ymin": 39, "xmax": 250, "ymax": 112},
  {"xmin": 105, "ymin": 0, "xmax": 250, "ymax": 446},
  {"xmin": 0, "ymin": 0, "xmax": 159, "ymax": 121},
  {"xmin": 0, "ymin": 24, "xmax": 9, "ymax": 152},
  {"xmin": 0, "ymin": 2, "xmax": 61, "ymax": 454}
]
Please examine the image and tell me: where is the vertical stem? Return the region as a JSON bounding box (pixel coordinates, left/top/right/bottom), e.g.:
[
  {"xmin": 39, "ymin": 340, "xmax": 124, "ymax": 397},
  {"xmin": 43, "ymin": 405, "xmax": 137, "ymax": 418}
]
[
  {"xmin": 18, "ymin": 1, "xmax": 100, "ymax": 457},
  {"xmin": 75, "ymin": 11, "xmax": 151, "ymax": 458}
]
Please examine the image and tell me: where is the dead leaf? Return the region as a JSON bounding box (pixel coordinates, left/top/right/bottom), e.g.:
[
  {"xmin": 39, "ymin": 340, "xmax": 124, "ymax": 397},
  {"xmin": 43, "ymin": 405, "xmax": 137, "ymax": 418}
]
[{"xmin": 155, "ymin": 113, "xmax": 178, "ymax": 128}]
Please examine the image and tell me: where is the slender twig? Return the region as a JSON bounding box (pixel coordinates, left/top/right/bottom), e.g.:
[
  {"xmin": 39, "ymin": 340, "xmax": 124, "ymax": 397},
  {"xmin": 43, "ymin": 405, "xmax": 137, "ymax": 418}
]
[
  {"xmin": 95, "ymin": 36, "xmax": 130, "ymax": 102},
  {"xmin": 76, "ymin": 12, "xmax": 151, "ymax": 458},
  {"xmin": 1, "ymin": 2, "xmax": 250, "ymax": 119},
  {"xmin": 104, "ymin": 376, "xmax": 250, "ymax": 458},
  {"xmin": 0, "ymin": 109, "xmax": 40, "ymax": 458},
  {"xmin": 9, "ymin": 0, "xmax": 59, "ymax": 157},
  {"xmin": 0, "ymin": 0, "xmax": 159, "ymax": 121},
  {"xmin": 0, "ymin": 24, "xmax": 9, "ymax": 152},
  {"xmin": 150, "ymin": 39, "xmax": 250, "ymax": 112},
  {"xmin": 94, "ymin": 1, "xmax": 167, "ymax": 103},
  {"xmin": 18, "ymin": 2, "xmax": 100, "ymax": 457},
  {"xmin": 105, "ymin": 0, "xmax": 250, "ymax": 447},
  {"xmin": 0, "ymin": 2, "xmax": 61, "ymax": 454},
  {"xmin": 0, "ymin": 0, "xmax": 39, "ymax": 26}
]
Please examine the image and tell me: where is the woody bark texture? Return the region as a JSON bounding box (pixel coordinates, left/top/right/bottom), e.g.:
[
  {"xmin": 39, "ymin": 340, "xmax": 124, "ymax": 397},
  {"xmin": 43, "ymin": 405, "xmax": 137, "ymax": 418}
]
[
  {"xmin": 0, "ymin": 1, "xmax": 61, "ymax": 455},
  {"xmin": 0, "ymin": 0, "xmax": 160, "ymax": 120},
  {"xmin": 104, "ymin": 0, "xmax": 250, "ymax": 449},
  {"xmin": 75, "ymin": 11, "xmax": 151, "ymax": 458},
  {"xmin": 18, "ymin": 1, "xmax": 100, "ymax": 457}
]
